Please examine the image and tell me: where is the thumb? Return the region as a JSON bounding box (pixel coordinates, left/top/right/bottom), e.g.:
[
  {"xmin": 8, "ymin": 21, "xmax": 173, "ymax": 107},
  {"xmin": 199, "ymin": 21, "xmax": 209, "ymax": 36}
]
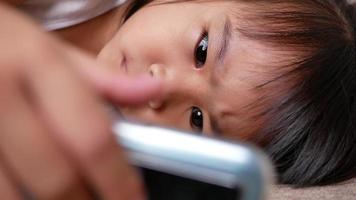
[
  {"xmin": 65, "ymin": 45, "xmax": 163, "ymax": 106},
  {"xmin": 81, "ymin": 63, "xmax": 163, "ymax": 106}
]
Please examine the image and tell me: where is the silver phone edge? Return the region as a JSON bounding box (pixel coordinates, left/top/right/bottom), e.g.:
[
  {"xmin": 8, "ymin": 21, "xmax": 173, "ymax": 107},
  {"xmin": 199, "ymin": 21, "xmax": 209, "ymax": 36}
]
[{"xmin": 112, "ymin": 121, "xmax": 275, "ymax": 200}]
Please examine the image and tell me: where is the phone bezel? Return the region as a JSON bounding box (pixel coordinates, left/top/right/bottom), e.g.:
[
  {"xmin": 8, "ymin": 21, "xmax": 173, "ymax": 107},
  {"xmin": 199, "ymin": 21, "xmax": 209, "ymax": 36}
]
[{"xmin": 113, "ymin": 121, "xmax": 274, "ymax": 200}]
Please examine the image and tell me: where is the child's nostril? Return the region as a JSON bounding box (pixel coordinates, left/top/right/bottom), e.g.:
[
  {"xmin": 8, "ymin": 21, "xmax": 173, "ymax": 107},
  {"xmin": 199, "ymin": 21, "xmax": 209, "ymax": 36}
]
[
  {"xmin": 149, "ymin": 69, "xmax": 154, "ymax": 77},
  {"xmin": 149, "ymin": 64, "xmax": 166, "ymax": 78}
]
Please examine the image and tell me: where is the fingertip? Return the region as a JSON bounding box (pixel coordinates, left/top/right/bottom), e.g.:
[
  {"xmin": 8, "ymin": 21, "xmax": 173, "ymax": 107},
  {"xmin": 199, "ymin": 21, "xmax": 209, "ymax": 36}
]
[
  {"xmin": 103, "ymin": 75, "xmax": 163, "ymax": 104},
  {"xmin": 135, "ymin": 75, "xmax": 163, "ymax": 94},
  {"xmin": 116, "ymin": 74, "xmax": 163, "ymax": 92}
]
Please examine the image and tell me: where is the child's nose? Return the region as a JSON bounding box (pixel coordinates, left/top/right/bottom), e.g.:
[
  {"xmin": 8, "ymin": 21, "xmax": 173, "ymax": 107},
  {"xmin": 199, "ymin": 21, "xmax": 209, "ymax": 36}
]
[
  {"xmin": 149, "ymin": 63, "xmax": 166, "ymax": 79},
  {"xmin": 148, "ymin": 63, "xmax": 204, "ymax": 110},
  {"xmin": 148, "ymin": 64, "xmax": 167, "ymax": 110}
]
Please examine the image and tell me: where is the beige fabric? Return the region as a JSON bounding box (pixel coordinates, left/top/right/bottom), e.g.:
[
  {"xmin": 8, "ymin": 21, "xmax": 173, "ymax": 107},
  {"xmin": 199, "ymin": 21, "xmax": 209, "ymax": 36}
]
[{"xmin": 270, "ymin": 178, "xmax": 356, "ymax": 200}]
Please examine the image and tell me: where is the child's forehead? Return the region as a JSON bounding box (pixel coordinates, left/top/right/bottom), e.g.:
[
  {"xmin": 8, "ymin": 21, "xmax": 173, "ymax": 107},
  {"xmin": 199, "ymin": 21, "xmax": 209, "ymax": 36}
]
[
  {"xmin": 207, "ymin": 26, "xmax": 299, "ymax": 138},
  {"xmin": 222, "ymin": 30, "xmax": 295, "ymax": 84},
  {"xmin": 149, "ymin": 0, "xmax": 239, "ymax": 12}
]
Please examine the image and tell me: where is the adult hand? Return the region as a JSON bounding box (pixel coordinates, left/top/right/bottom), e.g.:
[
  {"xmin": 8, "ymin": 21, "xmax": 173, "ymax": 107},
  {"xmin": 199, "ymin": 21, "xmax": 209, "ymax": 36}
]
[{"xmin": 0, "ymin": 3, "xmax": 160, "ymax": 200}]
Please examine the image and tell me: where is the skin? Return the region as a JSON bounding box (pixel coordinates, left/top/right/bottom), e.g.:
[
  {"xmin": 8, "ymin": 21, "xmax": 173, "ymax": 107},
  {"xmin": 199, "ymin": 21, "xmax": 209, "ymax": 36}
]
[
  {"xmin": 0, "ymin": 0, "xmax": 289, "ymax": 198},
  {"xmin": 0, "ymin": 0, "xmax": 300, "ymax": 200},
  {"xmin": 97, "ymin": 1, "xmax": 281, "ymax": 139},
  {"xmin": 0, "ymin": 1, "xmax": 162, "ymax": 199}
]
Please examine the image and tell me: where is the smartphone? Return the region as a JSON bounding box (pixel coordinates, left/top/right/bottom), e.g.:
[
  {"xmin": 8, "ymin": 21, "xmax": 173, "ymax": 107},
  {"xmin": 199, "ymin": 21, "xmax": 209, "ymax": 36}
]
[{"xmin": 112, "ymin": 121, "xmax": 274, "ymax": 200}]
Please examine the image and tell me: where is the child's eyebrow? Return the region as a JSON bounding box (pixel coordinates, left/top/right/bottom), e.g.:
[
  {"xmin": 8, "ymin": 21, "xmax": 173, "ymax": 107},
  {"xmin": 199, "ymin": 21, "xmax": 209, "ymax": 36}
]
[
  {"xmin": 216, "ymin": 17, "xmax": 232, "ymax": 66},
  {"xmin": 209, "ymin": 17, "xmax": 233, "ymax": 134}
]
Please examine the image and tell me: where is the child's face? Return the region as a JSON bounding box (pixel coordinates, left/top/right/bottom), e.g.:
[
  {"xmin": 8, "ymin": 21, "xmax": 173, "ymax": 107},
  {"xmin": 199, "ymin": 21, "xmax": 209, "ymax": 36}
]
[{"xmin": 98, "ymin": 1, "xmax": 279, "ymax": 139}]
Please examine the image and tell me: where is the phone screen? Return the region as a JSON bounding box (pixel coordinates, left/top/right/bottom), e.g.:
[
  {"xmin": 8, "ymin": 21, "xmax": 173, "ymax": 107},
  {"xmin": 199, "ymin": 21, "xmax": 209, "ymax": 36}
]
[{"xmin": 140, "ymin": 167, "xmax": 241, "ymax": 200}]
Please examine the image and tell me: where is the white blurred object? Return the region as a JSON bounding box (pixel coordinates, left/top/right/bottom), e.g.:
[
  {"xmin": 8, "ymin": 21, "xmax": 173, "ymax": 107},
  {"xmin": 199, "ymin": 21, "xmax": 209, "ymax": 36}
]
[
  {"xmin": 113, "ymin": 121, "xmax": 275, "ymax": 200},
  {"xmin": 21, "ymin": 0, "xmax": 127, "ymax": 30}
]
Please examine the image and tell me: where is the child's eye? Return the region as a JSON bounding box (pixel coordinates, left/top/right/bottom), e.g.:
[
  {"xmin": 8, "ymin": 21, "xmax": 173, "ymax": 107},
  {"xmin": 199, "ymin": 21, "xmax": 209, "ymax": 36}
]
[
  {"xmin": 195, "ymin": 34, "xmax": 209, "ymax": 68},
  {"xmin": 190, "ymin": 106, "xmax": 204, "ymax": 132}
]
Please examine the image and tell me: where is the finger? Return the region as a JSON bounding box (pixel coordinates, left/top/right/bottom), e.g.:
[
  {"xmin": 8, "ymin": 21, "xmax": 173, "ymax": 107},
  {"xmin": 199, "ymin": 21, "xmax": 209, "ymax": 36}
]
[
  {"xmin": 0, "ymin": 80, "xmax": 90, "ymax": 200},
  {"xmin": 62, "ymin": 44, "xmax": 163, "ymax": 105},
  {"xmin": 28, "ymin": 61, "xmax": 146, "ymax": 200},
  {"xmin": 0, "ymin": 162, "xmax": 20, "ymax": 200}
]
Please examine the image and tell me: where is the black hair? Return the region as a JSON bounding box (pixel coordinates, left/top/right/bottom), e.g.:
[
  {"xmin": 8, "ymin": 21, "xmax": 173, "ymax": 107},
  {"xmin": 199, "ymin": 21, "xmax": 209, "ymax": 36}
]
[
  {"xmin": 238, "ymin": 0, "xmax": 356, "ymax": 186},
  {"xmin": 123, "ymin": 0, "xmax": 356, "ymax": 186},
  {"xmin": 123, "ymin": 0, "xmax": 153, "ymax": 22}
]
